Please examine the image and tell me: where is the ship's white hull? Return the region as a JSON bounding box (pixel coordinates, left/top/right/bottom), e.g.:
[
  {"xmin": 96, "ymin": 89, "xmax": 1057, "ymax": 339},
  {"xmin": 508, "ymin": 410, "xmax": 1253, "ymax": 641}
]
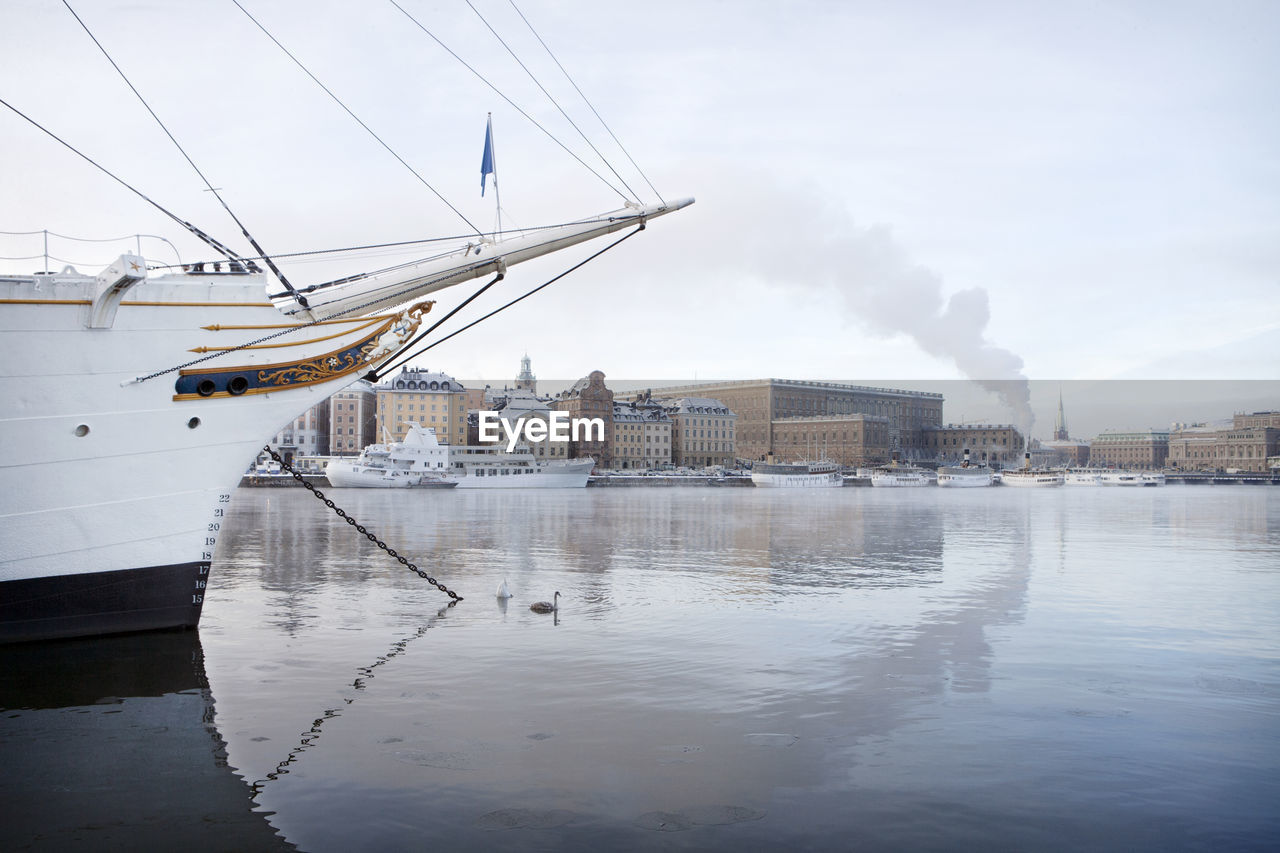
[
  {"xmin": 325, "ymin": 461, "xmax": 442, "ymax": 488},
  {"xmin": 871, "ymin": 471, "xmax": 934, "ymax": 487},
  {"xmin": 1000, "ymin": 471, "xmax": 1065, "ymax": 487},
  {"xmin": 750, "ymin": 472, "xmax": 843, "ymax": 488},
  {"xmin": 0, "ymin": 271, "xmax": 411, "ymax": 641}
]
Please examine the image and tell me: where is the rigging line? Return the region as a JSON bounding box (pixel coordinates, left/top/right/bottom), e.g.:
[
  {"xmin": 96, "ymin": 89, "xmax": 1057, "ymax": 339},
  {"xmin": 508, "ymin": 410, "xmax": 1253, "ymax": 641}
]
[
  {"xmin": 147, "ymin": 216, "xmax": 602, "ymax": 272},
  {"xmin": 232, "ymin": 0, "xmax": 484, "ymax": 241},
  {"xmin": 0, "ymin": 95, "xmax": 248, "ymax": 268},
  {"xmin": 385, "ymin": 0, "xmax": 631, "ymax": 205},
  {"xmin": 465, "ymin": 0, "xmax": 641, "ymax": 204},
  {"xmin": 375, "ymin": 224, "xmax": 643, "ymax": 374},
  {"xmin": 507, "ymin": 0, "xmax": 665, "ymax": 206},
  {"xmin": 60, "ymin": 0, "xmax": 296, "ymax": 296},
  {"xmin": 365, "ymin": 272, "xmax": 504, "ymax": 381}
]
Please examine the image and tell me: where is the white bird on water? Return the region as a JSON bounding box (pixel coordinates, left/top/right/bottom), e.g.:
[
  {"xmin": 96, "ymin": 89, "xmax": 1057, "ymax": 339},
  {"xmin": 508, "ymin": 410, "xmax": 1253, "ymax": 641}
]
[
  {"xmin": 530, "ymin": 591, "xmax": 560, "ymax": 613},
  {"xmin": 496, "ymin": 579, "xmax": 512, "ymax": 600}
]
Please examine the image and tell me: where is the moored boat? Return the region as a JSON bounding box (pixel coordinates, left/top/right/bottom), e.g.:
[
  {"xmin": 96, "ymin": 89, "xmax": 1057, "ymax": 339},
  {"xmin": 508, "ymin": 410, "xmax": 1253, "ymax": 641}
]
[
  {"xmin": 448, "ymin": 446, "xmax": 594, "ymax": 488},
  {"xmin": 1000, "ymin": 453, "xmax": 1064, "ymax": 488},
  {"xmin": 325, "ymin": 422, "xmax": 454, "ymax": 488},
  {"xmin": 871, "ymin": 462, "xmax": 935, "ymax": 488},
  {"xmin": 937, "ymin": 449, "xmax": 994, "ymax": 488},
  {"xmin": 751, "ymin": 458, "xmax": 843, "ymax": 488}
]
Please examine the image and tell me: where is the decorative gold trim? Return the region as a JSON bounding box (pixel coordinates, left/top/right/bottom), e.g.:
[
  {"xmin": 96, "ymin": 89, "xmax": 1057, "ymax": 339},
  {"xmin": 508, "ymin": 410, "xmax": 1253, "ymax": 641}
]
[
  {"xmin": 189, "ymin": 316, "xmax": 388, "ymax": 353},
  {"xmin": 177, "ymin": 316, "xmax": 398, "ymax": 376},
  {"xmin": 257, "ymin": 340, "xmax": 381, "ymax": 387}
]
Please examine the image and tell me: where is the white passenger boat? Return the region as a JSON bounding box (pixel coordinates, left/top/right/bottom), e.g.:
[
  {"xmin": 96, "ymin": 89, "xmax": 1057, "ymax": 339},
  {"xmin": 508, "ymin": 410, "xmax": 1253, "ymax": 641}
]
[
  {"xmin": 448, "ymin": 447, "xmax": 593, "ymax": 489},
  {"xmin": 1063, "ymin": 468, "xmax": 1104, "ymax": 486},
  {"xmin": 1099, "ymin": 470, "xmax": 1143, "ymax": 486},
  {"xmin": 0, "ymin": 9, "xmax": 692, "ymax": 642},
  {"xmin": 325, "ymin": 422, "xmax": 454, "ymax": 488},
  {"xmin": 1140, "ymin": 471, "xmax": 1166, "ymax": 486},
  {"xmin": 751, "ymin": 459, "xmax": 843, "ymax": 488},
  {"xmin": 1000, "ymin": 454, "xmax": 1064, "ymax": 487},
  {"xmin": 870, "ymin": 463, "xmax": 935, "ymax": 488},
  {"xmin": 937, "ymin": 450, "xmax": 994, "ymax": 488}
]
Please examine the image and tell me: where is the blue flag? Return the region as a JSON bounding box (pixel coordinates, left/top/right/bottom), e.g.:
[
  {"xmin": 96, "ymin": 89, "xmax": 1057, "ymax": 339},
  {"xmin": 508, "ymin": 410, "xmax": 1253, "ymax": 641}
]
[{"xmin": 480, "ymin": 116, "xmax": 495, "ymax": 197}]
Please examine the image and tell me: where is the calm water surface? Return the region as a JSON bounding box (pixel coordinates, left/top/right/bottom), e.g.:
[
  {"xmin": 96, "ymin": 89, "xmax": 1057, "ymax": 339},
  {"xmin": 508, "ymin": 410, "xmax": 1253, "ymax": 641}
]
[{"xmin": 5, "ymin": 485, "xmax": 1279, "ymax": 851}]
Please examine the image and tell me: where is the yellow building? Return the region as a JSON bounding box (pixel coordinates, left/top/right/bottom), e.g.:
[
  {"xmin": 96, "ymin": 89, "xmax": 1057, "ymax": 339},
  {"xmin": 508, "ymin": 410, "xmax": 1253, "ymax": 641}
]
[{"xmin": 374, "ymin": 366, "xmax": 468, "ymax": 445}]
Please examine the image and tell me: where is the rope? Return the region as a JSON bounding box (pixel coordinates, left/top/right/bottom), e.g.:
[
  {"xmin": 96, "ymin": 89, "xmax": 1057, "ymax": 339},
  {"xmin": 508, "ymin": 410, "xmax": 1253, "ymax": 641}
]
[
  {"xmin": 0, "ymin": 95, "xmax": 247, "ymax": 268},
  {"xmin": 465, "ymin": 0, "xmax": 642, "ymax": 204},
  {"xmin": 61, "ymin": 0, "xmax": 287, "ymax": 291},
  {"xmin": 232, "ymin": 0, "xmax": 484, "ymax": 240},
  {"xmin": 375, "ymin": 223, "xmax": 643, "ymax": 373},
  {"xmin": 507, "ymin": 0, "xmax": 666, "ymax": 206},
  {"xmin": 386, "ymin": 0, "xmax": 632, "ymax": 205}
]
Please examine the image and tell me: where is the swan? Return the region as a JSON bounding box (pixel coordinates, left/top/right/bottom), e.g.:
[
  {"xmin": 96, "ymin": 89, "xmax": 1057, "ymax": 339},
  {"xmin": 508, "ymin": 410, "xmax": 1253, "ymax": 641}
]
[
  {"xmin": 496, "ymin": 579, "xmax": 512, "ymax": 600},
  {"xmin": 529, "ymin": 591, "xmax": 560, "ymax": 613}
]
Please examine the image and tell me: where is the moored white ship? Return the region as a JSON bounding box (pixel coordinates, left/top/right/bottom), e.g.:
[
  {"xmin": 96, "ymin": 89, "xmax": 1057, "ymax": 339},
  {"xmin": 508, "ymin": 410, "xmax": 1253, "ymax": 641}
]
[
  {"xmin": 1099, "ymin": 470, "xmax": 1144, "ymax": 486},
  {"xmin": 448, "ymin": 446, "xmax": 593, "ymax": 488},
  {"xmin": 1000, "ymin": 454, "xmax": 1064, "ymax": 487},
  {"xmin": 750, "ymin": 458, "xmax": 843, "ymax": 488},
  {"xmin": 1063, "ymin": 468, "xmax": 1105, "ymax": 486},
  {"xmin": 871, "ymin": 462, "xmax": 935, "ymax": 487},
  {"xmin": 325, "ymin": 422, "xmax": 454, "ymax": 488},
  {"xmin": 937, "ymin": 450, "xmax": 994, "ymax": 488}
]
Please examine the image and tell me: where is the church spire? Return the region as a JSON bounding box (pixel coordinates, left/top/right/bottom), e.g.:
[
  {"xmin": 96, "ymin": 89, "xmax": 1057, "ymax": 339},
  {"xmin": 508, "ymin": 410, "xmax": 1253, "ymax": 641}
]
[{"xmin": 1053, "ymin": 387, "xmax": 1068, "ymax": 440}]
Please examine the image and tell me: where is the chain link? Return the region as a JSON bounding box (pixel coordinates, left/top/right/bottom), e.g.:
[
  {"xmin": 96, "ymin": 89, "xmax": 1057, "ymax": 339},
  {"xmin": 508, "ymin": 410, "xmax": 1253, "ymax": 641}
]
[{"xmin": 263, "ymin": 446, "xmax": 463, "ymax": 601}]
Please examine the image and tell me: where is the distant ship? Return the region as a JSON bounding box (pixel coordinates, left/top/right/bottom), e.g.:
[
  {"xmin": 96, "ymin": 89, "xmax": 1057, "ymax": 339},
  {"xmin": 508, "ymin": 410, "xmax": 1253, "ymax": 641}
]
[
  {"xmin": 448, "ymin": 446, "xmax": 594, "ymax": 489},
  {"xmin": 750, "ymin": 458, "xmax": 843, "ymax": 488},
  {"xmin": 1000, "ymin": 454, "xmax": 1064, "ymax": 488},
  {"xmin": 936, "ymin": 450, "xmax": 994, "ymax": 488},
  {"xmin": 325, "ymin": 422, "xmax": 455, "ymax": 488},
  {"xmin": 870, "ymin": 459, "xmax": 935, "ymax": 488}
]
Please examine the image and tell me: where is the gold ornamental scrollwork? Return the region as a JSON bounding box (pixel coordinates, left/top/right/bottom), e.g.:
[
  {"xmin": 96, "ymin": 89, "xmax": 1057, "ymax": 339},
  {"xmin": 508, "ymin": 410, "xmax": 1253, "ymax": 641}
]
[{"xmin": 258, "ymin": 340, "xmax": 379, "ymax": 387}]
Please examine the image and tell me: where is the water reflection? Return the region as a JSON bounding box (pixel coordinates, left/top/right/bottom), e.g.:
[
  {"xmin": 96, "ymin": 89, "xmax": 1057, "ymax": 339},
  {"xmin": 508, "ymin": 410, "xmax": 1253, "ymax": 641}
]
[{"xmin": 0, "ymin": 631, "xmax": 293, "ymax": 851}]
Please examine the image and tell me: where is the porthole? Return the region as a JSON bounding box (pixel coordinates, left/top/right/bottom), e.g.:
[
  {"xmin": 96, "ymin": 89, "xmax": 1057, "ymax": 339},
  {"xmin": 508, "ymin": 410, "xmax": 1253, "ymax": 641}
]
[
  {"xmin": 187, "ymin": 417, "xmax": 201, "ymax": 429},
  {"xmin": 196, "ymin": 379, "xmax": 217, "ymax": 397},
  {"xmin": 227, "ymin": 376, "xmax": 249, "ymax": 395},
  {"xmin": 74, "ymin": 424, "xmax": 90, "ymax": 437}
]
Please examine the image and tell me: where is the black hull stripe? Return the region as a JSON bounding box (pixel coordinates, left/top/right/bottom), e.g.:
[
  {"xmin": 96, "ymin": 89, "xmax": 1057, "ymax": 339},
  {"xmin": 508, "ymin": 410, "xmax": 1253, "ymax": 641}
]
[{"xmin": 0, "ymin": 562, "xmax": 209, "ymax": 644}]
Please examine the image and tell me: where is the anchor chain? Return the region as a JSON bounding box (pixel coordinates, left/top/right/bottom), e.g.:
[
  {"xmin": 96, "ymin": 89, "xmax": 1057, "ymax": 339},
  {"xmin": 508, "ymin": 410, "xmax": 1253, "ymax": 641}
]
[{"xmin": 263, "ymin": 446, "xmax": 463, "ymax": 601}]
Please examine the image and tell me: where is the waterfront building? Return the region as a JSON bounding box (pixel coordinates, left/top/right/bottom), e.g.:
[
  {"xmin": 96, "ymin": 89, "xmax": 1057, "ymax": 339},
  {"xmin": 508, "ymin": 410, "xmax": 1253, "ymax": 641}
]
[
  {"xmin": 629, "ymin": 379, "xmax": 943, "ymax": 462},
  {"xmin": 925, "ymin": 424, "xmax": 1025, "ymax": 467},
  {"xmin": 474, "ymin": 388, "xmax": 569, "ymax": 460},
  {"xmin": 1090, "ymin": 430, "xmax": 1170, "ymax": 469},
  {"xmin": 1040, "ymin": 439, "xmax": 1091, "ymax": 467},
  {"xmin": 1168, "ymin": 417, "xmax": 1279, "ymax": 473},
  {"xmin": 268, "ymin": 400, "xmax": 329, "ymax": 465},
  {"xmin": 1234, "ymin": 411, "xmax": 1280, "ymax": 430},
  {"xmin": 770, "ymin": 414, "xmax": 889, "ymax": 467},
  {"xmin": 664, "ymin": 397, "xmax": 737, "ymax": 468},
  {"xmin": 1167, "ymin": 422, "xmax": 1227, "ymax": 470},
  {"xmin": 375, "ymin": 366, "xmax": 468, "ymax": 445},
  {"xmin": 1212, "ymin": 427, "xmax": 1279, "ymax": 473},
  {"xmin": 554, "ymin": 370, "xmax": 614, "ymax": 466},
  {"xmin": 327, "ymin": 380, "xmax": 377, "ymax": 456}
]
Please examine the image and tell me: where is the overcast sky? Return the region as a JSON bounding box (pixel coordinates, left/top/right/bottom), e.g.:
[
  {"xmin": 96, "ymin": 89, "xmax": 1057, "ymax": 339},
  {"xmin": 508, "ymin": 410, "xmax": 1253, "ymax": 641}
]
[{"xmin": 3, "ymin": 1, "xmax": 1277, "ymax": 433}]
